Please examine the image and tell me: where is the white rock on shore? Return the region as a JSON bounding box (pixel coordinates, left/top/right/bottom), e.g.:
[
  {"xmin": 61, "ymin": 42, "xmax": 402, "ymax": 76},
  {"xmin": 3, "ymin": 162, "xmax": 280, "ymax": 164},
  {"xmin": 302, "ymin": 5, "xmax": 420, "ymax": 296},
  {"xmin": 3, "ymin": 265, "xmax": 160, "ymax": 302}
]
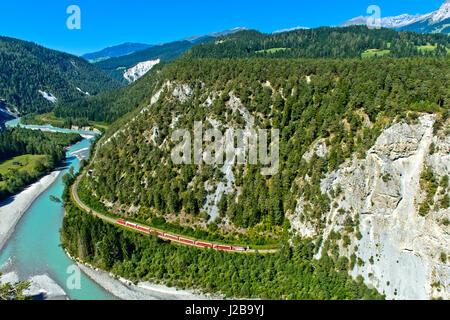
[
  {"xmin": 0, "ymin": 271, "xmax": 19, "ymax": 284},
  {"xmin": 76, "ymin": 262, "xmax": 219, "ymax": 300},
  {"xmin": 24, "ymin": 274, "xmax": 67, "ymax": 300},
  {"xmin": 0, "ymin": 270, "xmax": 67, "ymax": 300}
]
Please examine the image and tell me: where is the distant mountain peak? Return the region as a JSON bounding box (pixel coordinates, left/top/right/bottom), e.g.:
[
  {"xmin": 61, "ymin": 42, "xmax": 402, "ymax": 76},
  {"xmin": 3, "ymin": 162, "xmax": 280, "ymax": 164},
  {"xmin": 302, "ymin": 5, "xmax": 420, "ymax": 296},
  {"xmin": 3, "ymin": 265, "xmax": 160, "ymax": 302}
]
[
  {"xmin": 181, "ymin": 27, "xmax": 249, "ymax": 42},
  {"xmin": 273, "ymin": 26, "xmax": 310, "ymax": 34},
  {"xmin": 339, "ymin": 0, "xmax": 450, "ymax": 33},
  {"xmin": 82, "ymin": 43, "xmax": 154, "ymax": 63},
  {"xmin": 339, "ymin": 13, "xmax": 422, "ymax": 29},
  {"xmin": 426, "ymin": 0, "xmax": 450, "ymax": 23}
]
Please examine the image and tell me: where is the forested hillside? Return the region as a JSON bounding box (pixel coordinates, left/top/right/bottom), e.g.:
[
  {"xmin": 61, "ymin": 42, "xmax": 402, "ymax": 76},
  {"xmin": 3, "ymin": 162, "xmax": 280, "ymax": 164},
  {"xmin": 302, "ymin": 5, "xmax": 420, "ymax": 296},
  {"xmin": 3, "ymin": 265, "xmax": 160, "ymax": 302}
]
[
  {"xmin": 82, "ymin": 57, "xmax": 448, "ymax": 244},
  {"xmin": 0, "ymin": 36, "xmax": 120, "ymax": 115},
  {"xmin": 399, "ymin": 17, "xmax": 450, "ymax": 34},
  {"xmin": 185, "ymin": 26, "xmax": 449, "ymax": 59},
  {"xmin": 63, "ymin": 55, "xmax": 449, "ymax": 299}
]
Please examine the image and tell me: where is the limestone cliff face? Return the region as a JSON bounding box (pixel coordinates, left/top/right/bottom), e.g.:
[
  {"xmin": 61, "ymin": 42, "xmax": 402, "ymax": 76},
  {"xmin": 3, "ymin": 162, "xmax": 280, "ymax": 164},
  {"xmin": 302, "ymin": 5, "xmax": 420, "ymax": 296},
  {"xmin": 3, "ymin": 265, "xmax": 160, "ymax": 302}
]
[{"xmin": 290, "ymin": 114, "xmax": 449, "ymax": 299}]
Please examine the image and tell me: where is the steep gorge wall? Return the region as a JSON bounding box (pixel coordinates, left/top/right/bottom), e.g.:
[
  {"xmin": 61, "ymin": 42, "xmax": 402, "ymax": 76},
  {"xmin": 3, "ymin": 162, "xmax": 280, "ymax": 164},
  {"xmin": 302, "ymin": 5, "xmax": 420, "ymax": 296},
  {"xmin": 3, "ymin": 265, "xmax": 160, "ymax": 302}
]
[{"xmin": 290, "ymin": 114, "xmax": 449, "ymax": 299}]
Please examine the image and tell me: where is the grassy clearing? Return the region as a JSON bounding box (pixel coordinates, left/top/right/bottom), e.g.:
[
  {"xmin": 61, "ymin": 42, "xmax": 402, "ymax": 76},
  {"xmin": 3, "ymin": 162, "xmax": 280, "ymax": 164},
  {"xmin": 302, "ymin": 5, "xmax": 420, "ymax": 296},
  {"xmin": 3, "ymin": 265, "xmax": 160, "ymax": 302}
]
[
  {"xmin": 417, "ymin": 44, "xmax": 437, "ymax": 52},
  {"xmin": 362, "ymin": 44, "xmax": 449, "ymax": 58},
  {"xmin": 255, "ymin": 48, "xmax": 288, "ymax": 54},
  {"xmin": 0, "ymin": 154, "xmax": 47, "ymax": 176},
  {"xmin": 33, "ymin": 112, "xmax": 65, "ymax": 127},
  {"xmin": 361, "ymin": 49, "xmax": 391, "ymax": 58},
  {"xmin": 417, "ymin": 43, "xmax": 450, "ymax": 54},
  {"xmin": 0, "ymin": 154, "xmax": 48, "ymax": 189}
]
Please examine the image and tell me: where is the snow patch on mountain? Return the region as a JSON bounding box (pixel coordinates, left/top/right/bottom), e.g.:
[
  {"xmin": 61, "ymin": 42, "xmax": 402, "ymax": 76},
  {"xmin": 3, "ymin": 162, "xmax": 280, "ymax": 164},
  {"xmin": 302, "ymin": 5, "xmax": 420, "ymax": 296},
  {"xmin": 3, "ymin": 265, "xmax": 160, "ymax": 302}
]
[
  {"xmin": 340, "ymin": 14, "xmax": 423, "ymax": 28},
  {"xmin": 38, "ymin": 90, "xmax": 57, "ymax": 103},
  {"xmin": 340, "ymin": 0, "xmax": 450, "ymax": 31},
  {"xmin": 76, "ymin": 87, "xmax": 90, "ymax": 95},
  {"xmin": 424, "ymin": 0, "xmax": 450, "ymax": 23}
]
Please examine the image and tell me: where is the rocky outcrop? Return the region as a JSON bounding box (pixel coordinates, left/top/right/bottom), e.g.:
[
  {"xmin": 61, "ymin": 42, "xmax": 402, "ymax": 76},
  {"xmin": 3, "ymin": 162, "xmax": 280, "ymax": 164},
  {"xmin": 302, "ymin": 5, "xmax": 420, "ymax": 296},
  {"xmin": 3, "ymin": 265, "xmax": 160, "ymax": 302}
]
[
  {"xmin": 123, "ymin": 59, "xmax": 160, "ymax": 83},
  {"xmin": 302, "ymin": 139, "xmax": 328, "ymax": 162},
  {"xmin": 290, "ymin": 114, "xmax": 449, "ymax": 299}
]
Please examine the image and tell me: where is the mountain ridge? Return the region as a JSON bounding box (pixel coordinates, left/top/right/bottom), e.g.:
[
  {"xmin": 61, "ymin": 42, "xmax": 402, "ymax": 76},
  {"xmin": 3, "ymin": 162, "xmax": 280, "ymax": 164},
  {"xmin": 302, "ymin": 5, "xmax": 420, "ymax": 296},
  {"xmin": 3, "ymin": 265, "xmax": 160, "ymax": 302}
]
[
  {"xmin": 340, "ymin": 0, "xmax": 450, "ymax": 34},
  {"xmin": 82, "ymin": 42, "xmax": 154, "ymax": 63},
  {"xmin": 90, "ymin": 28, "xmax": 247, "ymax": 84},
  {"xmin": 84, "ymin": 27, "xmax": 247, "ymax": 67}
]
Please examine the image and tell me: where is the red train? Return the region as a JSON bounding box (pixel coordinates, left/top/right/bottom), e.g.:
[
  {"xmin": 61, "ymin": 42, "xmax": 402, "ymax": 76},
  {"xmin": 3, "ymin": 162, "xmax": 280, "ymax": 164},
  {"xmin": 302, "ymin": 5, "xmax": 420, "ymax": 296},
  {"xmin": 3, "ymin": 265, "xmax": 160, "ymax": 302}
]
[{"xmin": 116, "ymin": 219, "xmax": 246, "ymax": 252}]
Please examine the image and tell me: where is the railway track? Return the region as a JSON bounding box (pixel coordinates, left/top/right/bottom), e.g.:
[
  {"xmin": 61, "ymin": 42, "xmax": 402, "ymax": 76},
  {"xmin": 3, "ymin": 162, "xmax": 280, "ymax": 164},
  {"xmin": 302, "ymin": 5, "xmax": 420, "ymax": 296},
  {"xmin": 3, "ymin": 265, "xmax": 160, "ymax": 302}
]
[{"xmin": 71, "ymin": 136, "xmax": 278, "ymax": 254}]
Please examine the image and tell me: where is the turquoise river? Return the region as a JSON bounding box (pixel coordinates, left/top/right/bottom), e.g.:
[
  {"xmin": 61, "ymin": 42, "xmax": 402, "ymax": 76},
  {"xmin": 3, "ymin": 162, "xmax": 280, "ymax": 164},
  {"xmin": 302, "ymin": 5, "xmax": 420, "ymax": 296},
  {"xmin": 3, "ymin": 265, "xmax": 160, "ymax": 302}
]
[{"xmin": 0, "ymin": 119, "xmax": 115, "ymax": 300}]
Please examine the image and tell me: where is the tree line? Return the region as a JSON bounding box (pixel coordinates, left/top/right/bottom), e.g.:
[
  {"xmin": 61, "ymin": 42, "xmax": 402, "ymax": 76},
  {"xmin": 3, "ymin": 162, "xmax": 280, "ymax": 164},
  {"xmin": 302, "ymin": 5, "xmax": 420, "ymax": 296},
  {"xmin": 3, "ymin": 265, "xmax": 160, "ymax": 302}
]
[{"xmin": 185, "ymin": 26, "xmax": 449, "ymax": 59}]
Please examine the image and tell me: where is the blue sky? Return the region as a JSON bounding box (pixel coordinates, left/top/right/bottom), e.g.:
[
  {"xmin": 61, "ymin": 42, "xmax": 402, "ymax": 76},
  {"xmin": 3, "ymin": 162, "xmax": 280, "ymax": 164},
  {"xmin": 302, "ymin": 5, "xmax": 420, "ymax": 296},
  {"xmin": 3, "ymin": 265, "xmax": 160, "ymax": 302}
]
[{"xmin": 0, "ymin": 0, "xmax": 445, "ymax": 56}]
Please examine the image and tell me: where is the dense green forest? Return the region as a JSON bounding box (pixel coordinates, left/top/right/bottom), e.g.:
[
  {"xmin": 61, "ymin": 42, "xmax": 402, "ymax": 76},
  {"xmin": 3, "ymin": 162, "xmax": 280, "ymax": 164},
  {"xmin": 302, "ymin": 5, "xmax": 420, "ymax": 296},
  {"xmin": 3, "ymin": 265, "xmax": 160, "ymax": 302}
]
[
  {"xmin": 0, "ymin": 36, "xmax": 120, "ymax": 115},
  {"xmin": 94, "ymin": 39, "xmax": 212, "ymax": 83},
  {"xmin": 51, "ymin": 26, "xmax": 449, "ymax": 127},
  {"xmin": 185, "ymin": 26, "xmax": 449, "ymax": 59},
  {"xmin": 0, "ymin": 127, "xmax": 81, "ymax": 201},
  {"xmin": 61, "ymin": 194, "xmax": 383, "ymax": 300},
  {"xmin": 81, "ymin": 57, "xmax": 448, "ymax": 244}
]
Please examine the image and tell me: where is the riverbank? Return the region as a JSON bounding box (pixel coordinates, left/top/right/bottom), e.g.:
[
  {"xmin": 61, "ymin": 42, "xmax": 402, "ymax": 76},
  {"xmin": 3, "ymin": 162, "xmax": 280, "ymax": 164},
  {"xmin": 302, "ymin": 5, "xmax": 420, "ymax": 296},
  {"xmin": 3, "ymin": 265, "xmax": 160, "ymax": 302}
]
[
  {"xmin": 73, "ymin": 257, "xmax": 220, "ymax": 300},
  {"xmin": 0, "ymin": 170, "xmax": 61, "ymax": 251}
]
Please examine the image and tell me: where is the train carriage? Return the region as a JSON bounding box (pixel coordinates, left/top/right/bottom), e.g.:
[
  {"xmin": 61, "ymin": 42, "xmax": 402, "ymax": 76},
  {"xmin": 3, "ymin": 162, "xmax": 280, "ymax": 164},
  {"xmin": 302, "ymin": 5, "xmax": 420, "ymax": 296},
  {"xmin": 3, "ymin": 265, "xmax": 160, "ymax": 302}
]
[
  {"xmin": 195, "ymin": 241, "xmax": 213, "ymax": 248},
  {"xmin": 116, "ymin": 220, "xmax": 245, "ymax": 252},
  {"xmin": 214, "ymin": 244, "xmax": 232, "ymax": 251},
  {"xmin": 136, "ymin": 225, "xmax": 150, "ymax": 233},
  {"xmin": 164, "ymin": 233, "xmax": 179, "ymax": 241},
  {"xmin": 179, "ymin": 237, "xmax": 195, "ymax": 245},
  {"xmin": 126, "ymin": 222, "xmax": 137, "ymax": 228}
]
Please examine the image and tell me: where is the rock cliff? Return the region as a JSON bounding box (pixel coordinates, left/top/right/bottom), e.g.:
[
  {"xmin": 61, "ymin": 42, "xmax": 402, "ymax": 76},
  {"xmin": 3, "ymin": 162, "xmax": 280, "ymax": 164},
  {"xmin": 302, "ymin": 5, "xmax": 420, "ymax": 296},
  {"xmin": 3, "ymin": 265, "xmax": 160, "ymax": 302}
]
[{"xmin": 290, "ymin": 114, "xmax": 449, "ymax": 299}]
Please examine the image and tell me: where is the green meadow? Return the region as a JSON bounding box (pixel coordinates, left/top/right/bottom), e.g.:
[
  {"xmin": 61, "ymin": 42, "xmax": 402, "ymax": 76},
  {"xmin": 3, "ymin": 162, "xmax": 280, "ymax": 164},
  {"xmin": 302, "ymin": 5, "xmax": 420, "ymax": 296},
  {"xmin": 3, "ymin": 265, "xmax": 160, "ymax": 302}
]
[{"xmin": 0, "ymin": 154, "xmax": 48, "ymax": 190}]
